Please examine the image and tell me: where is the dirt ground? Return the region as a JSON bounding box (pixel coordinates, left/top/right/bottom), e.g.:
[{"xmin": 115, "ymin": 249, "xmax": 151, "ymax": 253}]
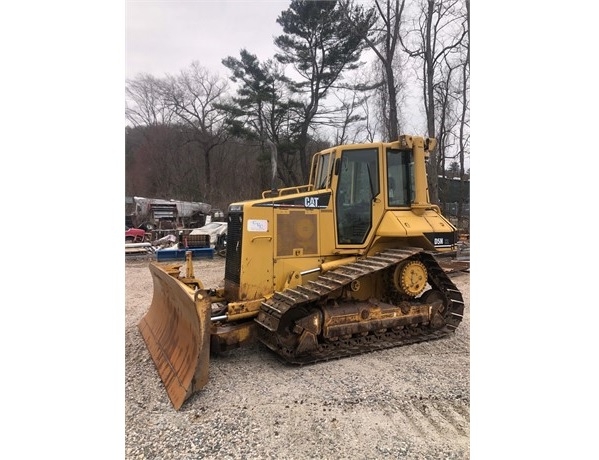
[{"xmin": 125, "ymin": 255, "xmax": 470, "ymax": 459}]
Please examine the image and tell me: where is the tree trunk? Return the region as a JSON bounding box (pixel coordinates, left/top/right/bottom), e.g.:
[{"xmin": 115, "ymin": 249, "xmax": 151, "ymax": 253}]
[
  {"xmin": 386, "ymin": 62, "xmax": 399, "ymax": 140},
  {"xmin": 424, "ymin": 0, "xmax": 439, "ymax": 204}
]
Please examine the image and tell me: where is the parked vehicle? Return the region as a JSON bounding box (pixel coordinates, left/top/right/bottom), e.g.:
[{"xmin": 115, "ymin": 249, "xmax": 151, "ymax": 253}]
[
  {"xmin": 186, "ymin": 221, "xmax": 227, "ymax": 255},
  {"xmin": 125, "ymin": 226, "xmax": 147, "ymax": 243},
  {"xmin": 215, "ymin": 233, "xmax": 226, "ymax": 258},
  {"xmin": 138, "ymin": 135, "xmax": 464, "ymax": 410}
]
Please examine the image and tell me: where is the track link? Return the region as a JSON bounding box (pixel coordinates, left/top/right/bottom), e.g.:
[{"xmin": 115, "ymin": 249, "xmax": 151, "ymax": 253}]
[{"xmin": 255, "ymin": 248, "xmax": 465, "ymax": 364}]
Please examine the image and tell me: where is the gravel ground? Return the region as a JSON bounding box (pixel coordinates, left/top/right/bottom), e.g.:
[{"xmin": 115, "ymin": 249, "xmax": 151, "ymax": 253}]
[{"xmin": 125, "ymin": 255, "xmax": 470, "ymax": 459}]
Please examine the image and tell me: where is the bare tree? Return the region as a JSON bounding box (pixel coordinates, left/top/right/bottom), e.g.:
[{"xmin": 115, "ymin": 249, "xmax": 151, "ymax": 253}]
[
  {"xmin": 126, "ymin": 124, "xmax": 188, "ymax": 198},
  {"xmin": 435, "ymin": 56, "xmax": 459, "ymax": 180},
  {"xmin": 359, "ymin": 91, "xmax": 381, "ymax": 143},
  {"xmin": 340, "ymin": 0, "xmax": 408, "ymax": 141},
  {"xmin": 430, "ymin": 2, "xmax": 469, "ymax": 230},
  {"xmin": 126, "ymin": 73, "xmax": 175, "ymax": 126},
  {"xmin": 456, "ymin": 0, "xmax": 469, "ymax": 231},
  {"xmin": 126, "ymin": 74, "xmax": 184, "ymax": 199},
  {"xmin": 322, "ymin": 89, "xmax": 368, "ymax": 145},
  {"xmin": 399, "ymin": 0, "xmax": 468, "ymax": 204},
  {"xmin": 161, "ymin": 61, "xmax": 229, "ymax": 195}
]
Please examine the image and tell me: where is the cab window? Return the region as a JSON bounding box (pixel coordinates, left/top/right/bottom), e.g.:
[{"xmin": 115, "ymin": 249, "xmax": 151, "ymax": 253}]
[
  {"xmin": 387, "ymin": 148, "xmax": 413, "ymax": 206},
  {"xmin": 314, "ymin": 153, "xmax": 332, "ymax": 190}
]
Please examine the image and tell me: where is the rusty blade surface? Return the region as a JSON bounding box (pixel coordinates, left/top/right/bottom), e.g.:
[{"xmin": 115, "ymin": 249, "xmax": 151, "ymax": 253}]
[{"xmin": 138, "ymin": 262, "xmax": 211, "ymax": 410}]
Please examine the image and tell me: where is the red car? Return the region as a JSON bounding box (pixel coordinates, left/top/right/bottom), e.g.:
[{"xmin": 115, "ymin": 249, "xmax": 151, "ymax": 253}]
[{"xmin": 125, "ymin": 226, "xmax": 147, "ymax": 243}]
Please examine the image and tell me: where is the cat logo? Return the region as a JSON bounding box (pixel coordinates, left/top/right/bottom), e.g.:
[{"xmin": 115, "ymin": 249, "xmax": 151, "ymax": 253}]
[{"xmin": 304, "ymin": 197, "xmax": 320, "ymax": 208}]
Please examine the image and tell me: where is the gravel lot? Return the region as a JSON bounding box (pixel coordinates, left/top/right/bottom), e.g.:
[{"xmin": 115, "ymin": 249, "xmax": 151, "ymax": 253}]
[{"xmin": 125, "ymin": 255, "xmax": 470, "ymax": 459}]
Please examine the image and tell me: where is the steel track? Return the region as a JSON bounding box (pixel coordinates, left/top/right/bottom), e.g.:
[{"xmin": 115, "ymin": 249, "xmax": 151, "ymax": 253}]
[{"xmin": 255, "ymin": 247, "xmax": 465, "ymax": 364}]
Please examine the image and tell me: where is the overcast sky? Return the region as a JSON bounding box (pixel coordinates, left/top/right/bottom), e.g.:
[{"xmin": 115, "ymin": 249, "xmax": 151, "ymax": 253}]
[{"xmin": 126, "ymin": 0, "xmax": 292, "ymax": 79}]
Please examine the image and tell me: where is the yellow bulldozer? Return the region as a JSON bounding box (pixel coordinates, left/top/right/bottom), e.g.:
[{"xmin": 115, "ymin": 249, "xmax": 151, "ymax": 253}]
[{"xmin": 138, "ymin": 135, "xmax": 465, "ymax": 410}]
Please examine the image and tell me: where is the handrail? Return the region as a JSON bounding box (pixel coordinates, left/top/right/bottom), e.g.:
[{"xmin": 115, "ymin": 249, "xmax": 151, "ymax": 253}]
[{"xmin": 262, "ymin": 185, "xmax": 313, "ymax": 199}]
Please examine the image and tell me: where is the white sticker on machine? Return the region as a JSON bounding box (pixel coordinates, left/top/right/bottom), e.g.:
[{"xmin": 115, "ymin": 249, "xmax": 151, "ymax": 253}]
[{"xmin": 247, "ymin": 219, "xmax": 268, "ymax": 232}]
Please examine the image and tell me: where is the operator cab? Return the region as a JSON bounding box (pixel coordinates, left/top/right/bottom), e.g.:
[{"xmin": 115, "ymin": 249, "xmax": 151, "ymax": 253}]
[
  {"xmin": 308, "ymin": 141, "xmax": 419, "ymax": 247},
  {"xmin": 312, "ymin": 145, "xmax": 415, "ymax": 246}
]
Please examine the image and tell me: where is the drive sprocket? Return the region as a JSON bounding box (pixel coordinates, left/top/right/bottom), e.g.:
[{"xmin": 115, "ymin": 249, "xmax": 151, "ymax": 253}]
[{"xmin": 393, "ymin": 260, "xmax": 428, "ymax": 297}]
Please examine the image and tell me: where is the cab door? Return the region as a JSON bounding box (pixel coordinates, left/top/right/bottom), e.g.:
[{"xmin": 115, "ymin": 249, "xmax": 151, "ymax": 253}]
[{"xmin": 334, "ymin": 147, "xmax": 382, "ymax": 246}]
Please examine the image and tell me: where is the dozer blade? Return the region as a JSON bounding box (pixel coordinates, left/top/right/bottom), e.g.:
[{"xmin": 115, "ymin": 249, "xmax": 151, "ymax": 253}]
[{"xmin": 138, "ymin": 262, "xmax": 211, "ymax": 410}]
